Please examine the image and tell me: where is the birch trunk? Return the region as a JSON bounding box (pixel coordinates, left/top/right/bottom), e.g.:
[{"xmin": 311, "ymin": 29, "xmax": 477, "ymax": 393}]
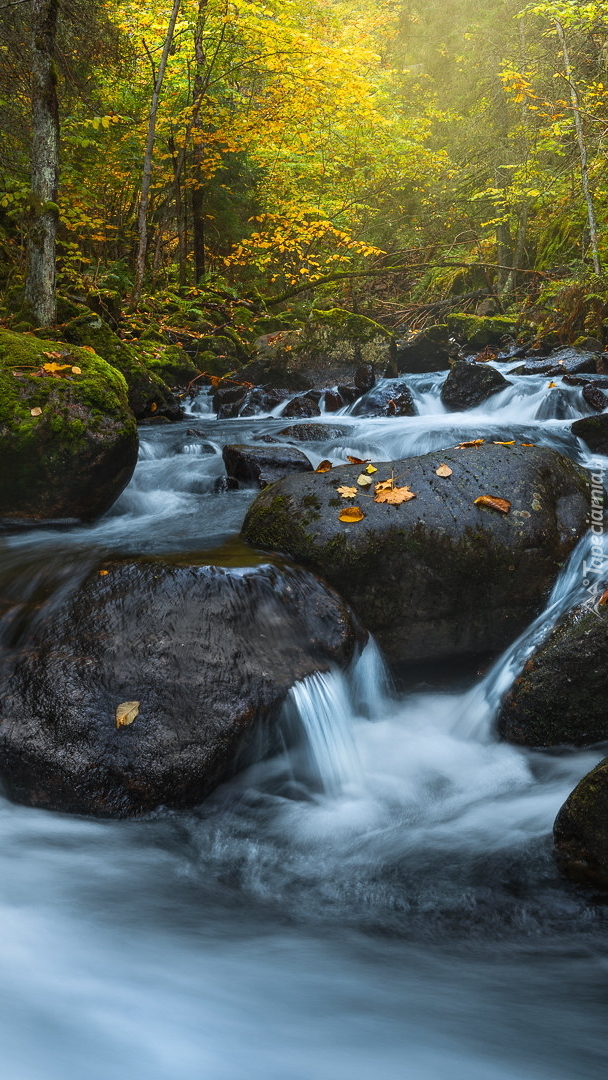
[
  {"xmin": 134, "ymin": 0, "xmax": 182, "ymax": 300},
  {"xmin": 555, "ymin": 19, "xmax": 601, "ymax": 275},
  {"xmin": 24, "ymin": 0, "xmax": 60, "ymax": 328}
]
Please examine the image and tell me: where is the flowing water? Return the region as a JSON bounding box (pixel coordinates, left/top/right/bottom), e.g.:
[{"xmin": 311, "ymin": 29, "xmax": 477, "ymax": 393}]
[{"xmin": 1, "ymin": 362, "xmax": 608, "ymax": 1079}]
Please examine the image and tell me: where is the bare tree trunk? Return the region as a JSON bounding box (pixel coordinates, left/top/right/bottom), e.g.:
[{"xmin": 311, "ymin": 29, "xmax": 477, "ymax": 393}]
[
  {"xmin": 191, "ymin": 1, "xmax": 208, "ymax": 283},
  {"xmin": 555, "ymin": 19, "xmax": 601, "ymax": 274},
  {"xmin": 24, "ymin": 0, "xmax": 59, "ymax": 327},
  {"xmin": 134, "ymin": 0, "xmax": 182, "ymax": 300}
]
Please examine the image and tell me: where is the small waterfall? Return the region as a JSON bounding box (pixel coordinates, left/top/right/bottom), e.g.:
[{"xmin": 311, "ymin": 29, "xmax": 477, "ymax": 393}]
[
  {"xmin": 453, "ymin": 532, "xmax": 600, "ymax": 740},
  {"xmin": 286, "ymin": 670, "xmax": 363, "ymax": 796},
  {"xmin": 350, "ymin": 636, "xmax": 393, "ymax": 718}
]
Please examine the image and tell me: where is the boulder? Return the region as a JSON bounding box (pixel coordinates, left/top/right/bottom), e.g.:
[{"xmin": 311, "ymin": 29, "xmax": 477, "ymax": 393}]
[
  {"xmin": 446, "ymin": 313, "xmax": 519, "ymax": 349},
  {"xmin": 0, "ymin": 329, "xmax": 138, "ymax": 523},
  {"xmin": 239, "ymin": 387, "xmax": 291, "ymax": 416},
  {"xmin": 498, "ymin": 601, "xmax": 608, "ymax": 747},
  {"xmin": 440, "ymin": 361, "xmax": 509, "ymax": 411},
  {"xmin": 352, "ymin": 380, "xmax": 417, "ymax": 417},
  {"xmin": 0, "ymin": 560, "xmax": 363, "ymax": 816},
  {"xmin": 280, "ymin": 394, "xmax": 322, "ymax": 419},
  {"xmin": 391, "ymin": 325, "xmax": 453, "ymax": 374},
  {"xmin": 242, "ymin": 443, "xmax": 588, "ymax": 664},
  {"xmin": 571, "ymin": 413, "xmax": 608, "ymax": 455},
  {"xmin": 554, "ymin": 759, "xmax": 608, "ymax": 889},
  {"xmin": 354, "ymin": 363, "xmax": 376, "ymax": 393},
  {"xmin": 222, "ymin": 444, "xmax": 313, "ymax": 488},
  {"xmin": 324, "ymin": 389, "xmax": 345, "ymax": 412},
  {"xmin": 58, "ymin": 314, "xmax": 184, "ymax": 420},
  {"xmin": 514, "ymin": 348, "xmax": 601, "ymax": 377},
  {"xmin": 277, "ymin": 424, "xmax": 348, "ymax": 442},
  {"xmin": 583, "ymin": 384, "xmax": 608, "ymax": 412}
]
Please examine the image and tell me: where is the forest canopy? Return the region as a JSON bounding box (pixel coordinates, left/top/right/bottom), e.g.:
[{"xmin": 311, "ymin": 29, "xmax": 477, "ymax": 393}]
[{"xmin": 2, "ymin": 0, "xmax": 608, "ymax": 335}]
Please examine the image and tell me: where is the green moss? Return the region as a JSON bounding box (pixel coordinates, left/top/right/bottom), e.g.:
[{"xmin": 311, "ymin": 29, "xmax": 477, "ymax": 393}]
[
  {"xmin": 446, "ymin": 313, "xmax": 519, "ymax": 347},
  {"xmin": 311, "ymin": 307, "xmax": 392, "ymax": 342}
]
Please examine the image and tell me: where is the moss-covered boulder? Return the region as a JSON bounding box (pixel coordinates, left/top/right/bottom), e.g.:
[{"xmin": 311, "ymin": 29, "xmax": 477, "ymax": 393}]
[
  {"xmin": 554, "ymin": 759, "xmax": 608, "ymax": 889},
  {"xmin": 498, "ymin": 600, "xmax": 608, "ymax": 747},
  {"xmin": 390, "ymin": 325, "xmax": 454, "ymax": 374},
  {"xmin": 240, "ymin": 308, "xmax": 393, "ymax": 391},
  {"xmin": 441, "ymin": 361, "xmax": 509, "ymax": 411},
  {"xmin": 57, "ymin": 314, "xmax": 183, "ymax": 419},
  {"xmin": 242, "ymin": 443, "xmax": 588, "ymax": 664},
  {"xmin": 0, "ymin": 329, "xmax": 138, "ymax": 522},
  {"xmin": 446, "ymin": 313, "xmax": 519, "ymax": 349},
  {"xmin": 136, "ymin": 341, "xmax": 200, "ymax": 388}
]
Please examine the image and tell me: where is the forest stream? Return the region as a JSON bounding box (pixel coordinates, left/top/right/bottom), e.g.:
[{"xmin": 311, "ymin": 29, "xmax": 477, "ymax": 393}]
[{"xmin": 1, "ymin": 362, "xmax": 607, "ymax": 1080}]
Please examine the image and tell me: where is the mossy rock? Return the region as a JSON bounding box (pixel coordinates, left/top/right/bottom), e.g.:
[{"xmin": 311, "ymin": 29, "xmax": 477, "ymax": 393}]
[
  {"xmin": 554, "ymin": 758, "xmax": 608, "ymax": 889},
  {"xmin": 57, "ymin": 314, "xmax": 181, "ymax": 418},
  {"xmin": 498, "ymin": 601, "xmax": 608, "ymax": 747},
  {"xmin": 446, "ymin": 314, "xmax": 519, "ymax": 348},
  {"xmin": 136, "ymin": 342, "xmax": 200, "ymax": 388},
  {"xmin": 0, "ymin": 329, "xmax": 138, "ymax": 522},
  {"xmin": 242, "ymin": 444, "xmax": 588, "ymax": 664}
]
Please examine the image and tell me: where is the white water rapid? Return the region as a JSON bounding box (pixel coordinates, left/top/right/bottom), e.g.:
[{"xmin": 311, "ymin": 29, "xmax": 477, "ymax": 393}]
[{"xmin": 1, "ymin": 361, "xmax": 607, "ymax": 1080}]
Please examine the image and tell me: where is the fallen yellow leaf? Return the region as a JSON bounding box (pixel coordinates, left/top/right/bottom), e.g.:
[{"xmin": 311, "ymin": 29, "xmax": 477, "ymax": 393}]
[
  {"xmin": 456, "ymin": 439, "xmax": 485, "ymax": 449},
  {"xmin": 493, "ymin": 440, "xmax": 515, "ymax": 446},
  {"xmin": 71, "ymin": 366, "xmax": 82, "ymax": 375},
  {"xmin": 374, "ymin": 486, "xmax": 417, "ymax": 505},
  {"xmin": 336, "ymin": 485, "xmax": 358, "ymax": 498},
  {"xmin": 150, "ymin": 402, "xmax": 158, "ymax": 413},
  {"xmin": 435, "ymin": 464, "xmax": 453, "ymax": 477},
  {"xmin": 98, "ymin": 570, "xmax": 109, "ymax": 576},
  {"xmin": 520, "ymin": 442, "xmax": 535, "ymax": 447},
  {"xmin": 547, "ymin": 381, "xmax": 557, "ymax": 388},
  {"xmin": 347, "ymin": 455, "xmax": 370, "ymax": 465},
  {"xmin": 316, "ymin": 460, "xmax": 332, "ymax": 473},
  {"xmin": 365, "ymin": 464, "xmax": 378, "ymax": 474},
  {"xmin": 30, "ymin": 407, "xmax": 42, "ymax": 417},
  {"xmin": 115, "ymin": 701, "xmax": 140, "ymax": 729},
  {"xmin": 474, "ymin": 495, "xmax": 511, "ymax": 514},
  {"xmin": 43, "ymin": 362, "xmax": 72, "ymax": 374},
  {"xmin": 374, "ymin": 478, "xmax": 395, "ymax": 493},
  {"xmin": 357, "ymin": 473, "xmax": 373, "ymax": 487},
  {"xmin": 339, "ymin": 506, "xmax": 365, "ymax": 522}
]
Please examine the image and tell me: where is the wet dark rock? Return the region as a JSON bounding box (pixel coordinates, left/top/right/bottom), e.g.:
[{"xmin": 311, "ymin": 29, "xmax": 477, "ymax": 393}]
[
  {"xmin": 254, "ymin": 434, "xmax": 280, "ymax": 444},
  {"xmin": 277, "ymin": 424, "xmax": 348, "ymax": 442},
  {"xmin": 583, "ymin": 384, "xmax": 608, "ymax": 412},
  {"xmin": 0, "ymin": 561, "xmax": 363, "ymax": 816},
  {"xmin": 212, "ymin": 385, "xmax": 248, "ymax": 420},
  {"xmin": 324, "ymin": 389, "xmax": 345, "ymax": 412},
  {"xmin": 391, "ymin": 325, "xmax": 453, "ymax": 374},
  {"xmin": 354, "ymin": 363, "xmax": 376, "ymax": 393},
  {"xmin": 352, "ymin": 381, "xmax": 417, "ymax": 417},
  {"xmin": 554, "ymin": 758, "xmax": 608, "ymax": 889},
  {"xmin": 214, "ymin": 475, "xmax": 240, "ymax": 492},
  {"xmin": 239, "ymin": 387, "xmax": 291, "ymax": 417},
  {"xmin": 571, "ymin": 413, "xmax": 608, "ymax": 455},
  {"xmin": 514, "ymin": 348, "xmax": 601, "ymax": 377},
  {"xmin": 498, "ymin": 600, "xmax": 608, "ymax": 747},
  {"xmin": 562, "ymin": 374, "xmax": 608, "ymax": 388},
  {"xmin": 222, "ymin": 444, "xmax": 313, "ymax": 488},
  {"xmin": 242, "ymin": 443, "xmax": 588, "ymax": 664},
  {"xmin": 336, "ymin": 384, "xmax": 359, "ymax": 404},
  {"xmin": 280, "ymin": 394, "xmax": 322, "ymax": 419},
  {"xmin": 441, "ymin": 361, "xmax": 509, "ymax": 412}
]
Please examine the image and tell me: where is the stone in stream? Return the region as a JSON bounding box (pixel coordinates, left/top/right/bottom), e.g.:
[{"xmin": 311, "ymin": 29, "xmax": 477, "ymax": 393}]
[
  {"xmin": 497, "ymin": 600, "xmax": 608, "ymax": 747},
  {"xmin": 280, "ymin": 393, "xmax": 322, "ymax": 419},
  {"xmin": 0, "ymin": 560, "xmax": 364, "ymax": 816},
  {"xmin": 0, "ymin": 329, "xmax": 138, "ymax": 523},
  {"xmin": 390, "ymin": 325, "xmax": 453, "ymax": 374},
  {"xmin": 582, "ymin": 384, "xmax": 608, "ymax": 412},
  {"xmin": 514, "ymin": 348, "xmax": 604, "ymax": 377},
  {"xmin": 277, "ymin": 424, "xmax": 348, "ymax": 442},
  {"xmin": 571, "ymin": 413, "xmax": 608, "ymax": 455},
  {"xmin": 352, "ymin": 381, "xmax": 417, "ymax": 418},
  {"xmin": 242, "ymin": 443, "xmax": 588, "ymax": 664},
  {"xmin": 223, "ymin": 443, "xmax": 313, "ymax": 488},
  {"xmin": 554, "ymin": 759, "xmax": 608, "ymax": 889},
  {"xmin": 440, "ymin": 361, "xmax": 509, "ymax": 411}
]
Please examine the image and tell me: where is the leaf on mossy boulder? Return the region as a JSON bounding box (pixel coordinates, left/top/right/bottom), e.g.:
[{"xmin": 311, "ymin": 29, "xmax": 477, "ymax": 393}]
[{"xmin": 474, "ymin": 495, "xmax": 511, "ymax": 514}]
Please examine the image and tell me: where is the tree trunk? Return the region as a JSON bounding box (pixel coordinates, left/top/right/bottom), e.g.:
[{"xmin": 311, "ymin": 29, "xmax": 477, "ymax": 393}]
[
  {"xmin": 24, "ymin": 0, "xmax": 60, "ymax": 328},
  {"xmin": 134, "ymin": 0, "xmax": 182, "ymax": 300},
  {"xmin": 555, "ymin": 19, "xmax": 601, "ymax": 275},
  {"xmin": 191, "ymin": 0, "xmax": 209, "ymax": 283}
]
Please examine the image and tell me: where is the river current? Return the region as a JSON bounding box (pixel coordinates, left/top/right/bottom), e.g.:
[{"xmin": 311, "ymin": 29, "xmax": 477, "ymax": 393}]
[{"xmin": 1, "ymin": 363, "xmax": 607, "ymax": 1079}]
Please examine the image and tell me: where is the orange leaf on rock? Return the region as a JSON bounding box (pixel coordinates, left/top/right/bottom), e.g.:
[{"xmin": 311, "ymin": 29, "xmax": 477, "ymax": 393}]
[
  {"xmin": 336, "ymin": 484, "xmax": 358, "ymax": 498},
  {"xmin": 347, "ymin": 455, "xmax": 370, "ymax": 465},
  {"xmin": 374, "ymin": 478, "xmax": 395, "ymax": 493},
  {"xmin": 520, "ymin": 442, "xmax": 535, "ymax": 447},
  {"xmin": 150, "ymin": 402, "xmax": 158, "ymax": 413},
  {"xmin": 474, "ymin": 495, "xmax": 511, "ymax": 514},
  {"xmin": 115, "ymin": 701, "xmax": 140, "ymax": 729},
  {"xmin": 374, "ymin": 485, "xmax": 416, "ymax": 505},
  {"xmin": 43, "ymin": 362, "xmax": 72, "ymax": 374},
  {"xmin": 339, "ymin": 506, "xmax": 365, "ymax": 522},
  {"xmin": 316, "ymin": 460, "xmax": 332, "ymax": 473},
  {"xmin": 456, "ymin": 439, "xmax": 485, "ymax": 449},
  {"xmin": 435, "ymin": 464, "xmax": 453, "ymax": 477},
  {"xmin": 598, "ymin": 588, "xmax": 608, "ymax": 607},
  {"xmin": 493, "ymin": 440, "xmax": 515, "ymax": 446}
]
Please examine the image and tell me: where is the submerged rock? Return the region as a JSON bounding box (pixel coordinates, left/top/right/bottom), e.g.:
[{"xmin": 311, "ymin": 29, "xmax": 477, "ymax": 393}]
[
  {"xmin": 0, "ymin": 560, "xmax": 364, "ymax": 816},
  {"xmin": 440, "ymin": 361, "xmax": 509, "ymax": 411},
  {"xmin": 223, "ymin": 443, "xmax": 313, "ymax": 487},
  {"xmin": 242, "ymin": 443, "xmax": 588, "ymax": 664},
  {"xmin": 554, "ymin": 759, "xmax": 608, "ymax": 889},
  {"xmin": 0, "ymin": 329, "xmax": 138, "ymax": 523},
  {"xmin": 498, "ymin": 601, "xmax": 608, "ymax": 747},
  {"xmin": 352, "ymin": 380, "xmax": 417, "ymax": 417},
  {"xmin": 571, "ymin": 413, "xmax": 608, "ymax": 455},
  {"xmin": 280, "ymin": 394, "xmax": 322, "ymax": 419},
  {"xmin": 277, "ymin": 424, "xmax": 348, "ymax": 442}
]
